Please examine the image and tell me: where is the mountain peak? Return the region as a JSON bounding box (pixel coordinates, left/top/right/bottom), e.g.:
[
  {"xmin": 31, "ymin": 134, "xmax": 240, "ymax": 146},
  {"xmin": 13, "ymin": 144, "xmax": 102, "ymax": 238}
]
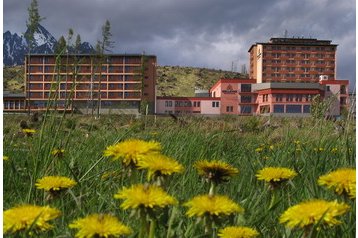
[{"xmin": 4, "ymin": 24, "xmax": 94, "ymax": 66}]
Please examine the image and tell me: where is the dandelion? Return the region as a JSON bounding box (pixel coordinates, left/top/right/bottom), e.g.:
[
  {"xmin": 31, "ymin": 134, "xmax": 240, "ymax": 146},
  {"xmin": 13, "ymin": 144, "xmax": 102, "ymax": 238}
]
[
  {"xmin": 137, "ymin": 153, "xmax": 184, "ymax": 181},
  {"xmin": 293, "ymin": 140, "xmax": 300, "ymax": 145},
  {"xmin": 3, "ymin": 155, "xmax": 9, "ymax": 161},
  {"xmin": 314, "ymin": 147, "xmax": 324, "ymax": 152},
  {"xmin": 35, "ymin": 176, "xmax": 77, "ymax": 193},
  {"xmin": 331, "ymin": 148, "xmax": 338, "ymax": 153},
  {"xmin": 269, "ymin": 145, "xmax": 274, "ymax": 150},
  {"xmin": 184, "ymin": 194, "xmax": 243, "ymax": 218},
  {"xmin": 103, "ymin": 139, "xmax": 161, "ymax": 167},
  {"xmin": 279, "ymin": 199, "xmax": 350, "ymax": 229},
  {"xmin": 195, "ymin": 160, "xmax": 239, "ymax": 184},
  {"xmin": 69, "ymin": 213, "xmax": 132, "ymax": 238},
  {"xmin": 255, "ymin": 147, "xmax": 264, "ymax": 153},
  {"xmin": 22, "ymin": 128, "xmax": 36, "ymax": 136},
  {"xmin": 115, "ymin": 184, "xmax": 177, "ymax": 238},
  {"xmin": 256, "ymin": 167, "xmax": 297, "ymax": 188},
  {"xmin": 318, "ymin": 168, "xmax": 356, "ymax": 199},
  {"xmin": 218, "ymin": 226, "xmax": 259, "ymax": 238},
  {"xmin": 51, "ymin": 148, "xmax": 65, "ymax": 157},
  {"xmin": 114, "ymin": 184, "xmax": 177, "ymax": 210},
  {"xmin": 4, "ymin": 204, "xmax": 61, "ymax": 234}
]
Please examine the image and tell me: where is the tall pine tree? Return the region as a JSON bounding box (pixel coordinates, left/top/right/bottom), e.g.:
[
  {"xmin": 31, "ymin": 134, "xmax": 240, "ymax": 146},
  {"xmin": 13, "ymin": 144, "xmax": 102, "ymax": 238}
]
[
  {"xmin": 25, "ymin": 0, "xmax": 44, "ymax": 114},
  {"xmin": 96, "ymin": 20, "xmax": 115, "ymax": 117}
]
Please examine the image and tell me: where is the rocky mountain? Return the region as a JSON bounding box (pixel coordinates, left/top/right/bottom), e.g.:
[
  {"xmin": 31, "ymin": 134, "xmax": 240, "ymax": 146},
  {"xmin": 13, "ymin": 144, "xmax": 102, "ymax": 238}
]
[
  {"xmin": 3, "ymin": 31, "xmax": 28, "ymax": 66},
  {"xmin": 3, "ymin": 24, "xmax": 95, "ymax": 66}
]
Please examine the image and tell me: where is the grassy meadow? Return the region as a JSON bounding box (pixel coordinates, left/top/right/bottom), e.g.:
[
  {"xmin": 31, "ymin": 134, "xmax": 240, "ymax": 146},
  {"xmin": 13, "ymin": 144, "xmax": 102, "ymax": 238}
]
[{"xmin": 3, "ymin": 113, "xmax": 356, "ymax": 237}]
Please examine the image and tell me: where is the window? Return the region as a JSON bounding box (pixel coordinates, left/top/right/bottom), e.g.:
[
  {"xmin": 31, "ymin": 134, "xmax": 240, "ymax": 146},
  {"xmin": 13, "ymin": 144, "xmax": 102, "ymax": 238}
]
[
  {"xmin": 286, "ymin": 94, "xmax": 294, "ymax": 102},
  {"xmin": 275, "ymin": 94, "xmax": 283, "ymax": 102},
  {"xmin": 262, "ymin": 94, "xmax": 269, "ymax": 102},
  {"xmin": 241, "ymin": 84, "xmax": 251, "ymax": 92},
  {"xmin": 286, "ymin": 105, "xmax": 302, "ymax": 113},
  {"xmin": 241, "ymin": 96, "xmax": 252, "ymax": 103},
  {"xmin": 273, "ymin": 105, "xmax": 284, "ymax": 113},
  {"xmin": 226, "ymin": 106, "xmax": 233, "ymax": 112},
  {"xmin": 240, "ymin": 106, "xmax": 251, "ymax": 113},
  {"xmin": 165, "ymin": 101, "xmax": 173, "ymax": 107},
  {"xmin": 212, "ymin": 101, "xmax": 219, "ymax": 107},
  {"xmin": 295, "ymin": 95, "xmax": 302, "ymax": 102},
  {"xmin": 303, "ymin": 105, "xmax": 310, "ymax": 113},
  {"xmin": 326, "ymin": 86, "xmax": 330, "ymax": 92}
]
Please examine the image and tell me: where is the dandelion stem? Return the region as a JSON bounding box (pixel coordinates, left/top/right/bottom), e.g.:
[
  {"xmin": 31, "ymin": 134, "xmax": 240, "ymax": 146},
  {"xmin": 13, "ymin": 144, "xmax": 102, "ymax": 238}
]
[
  {"xmin": 139, "ymin": 209, "xmax": 148, "ymax": 238},
  {"xmin": 209, "ymin": 182, "xmax": 216, "ymax": 196},
  {"xmin": 149, "ymin": 218, "xmax": 156, "ymax": 238},
  {"xmin": 204, "ymin": 215, "xmax": 213, "ymax": 235}
]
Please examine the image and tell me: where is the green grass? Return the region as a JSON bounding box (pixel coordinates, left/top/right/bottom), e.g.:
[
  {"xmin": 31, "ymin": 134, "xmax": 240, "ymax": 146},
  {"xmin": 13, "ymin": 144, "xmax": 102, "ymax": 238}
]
[{"xmin": 3, "ymin": 113, "xmax": 356, "ymax": 237}]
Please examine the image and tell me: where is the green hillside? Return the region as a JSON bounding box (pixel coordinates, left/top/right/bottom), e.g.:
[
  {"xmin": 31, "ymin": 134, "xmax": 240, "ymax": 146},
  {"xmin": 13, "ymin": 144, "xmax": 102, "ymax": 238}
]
[
  {"xmin": 3, "ymin": 65, "xmax": 246, "ymax": 96},
  {"xmin": 156, "ymin": 66, "xmax": 245, "ymax": 96},
  {"xmin": 3, "ymin": 66, "xmax": 25, "ymax": 93}
]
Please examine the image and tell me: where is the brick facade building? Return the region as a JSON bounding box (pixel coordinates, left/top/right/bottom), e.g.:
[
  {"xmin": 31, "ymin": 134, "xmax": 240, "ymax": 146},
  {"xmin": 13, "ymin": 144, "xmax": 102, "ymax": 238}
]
[{"xmin": 24, "ymin": 54, "xmax": 156, "ymax": 114}]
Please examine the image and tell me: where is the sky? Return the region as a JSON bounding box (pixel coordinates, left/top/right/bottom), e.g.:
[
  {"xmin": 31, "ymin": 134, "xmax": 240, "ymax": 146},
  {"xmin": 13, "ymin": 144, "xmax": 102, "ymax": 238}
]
[{"xmin": 3, "ymin": 0, "xmax": 356, "ymax": 89}]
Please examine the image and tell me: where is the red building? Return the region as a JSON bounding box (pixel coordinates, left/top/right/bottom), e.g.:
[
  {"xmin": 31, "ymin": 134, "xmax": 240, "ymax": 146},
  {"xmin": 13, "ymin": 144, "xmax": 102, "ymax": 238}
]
[
  {"xmin": 248, "ymin": 37, "xmax": 337, "ymax": 83},
  {"xmin": 25, "ymin": 54, "xmax": 156, "ymax": 114}
]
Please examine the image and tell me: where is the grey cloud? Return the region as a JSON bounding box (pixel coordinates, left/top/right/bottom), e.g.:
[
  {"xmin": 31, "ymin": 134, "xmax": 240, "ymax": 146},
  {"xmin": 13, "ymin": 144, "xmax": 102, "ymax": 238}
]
[{"xmin": 3, "ymin": 0, "xmax": 356, "ymax": 89}]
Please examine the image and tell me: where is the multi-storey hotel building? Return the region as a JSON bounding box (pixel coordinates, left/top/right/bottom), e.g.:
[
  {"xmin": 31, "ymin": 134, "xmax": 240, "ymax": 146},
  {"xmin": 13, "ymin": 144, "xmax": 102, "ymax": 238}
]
[
  {"xmin": 157, "ymin": 37, "xmax": 349, "ymax": 117},
  {"xmin": 24, "ymin": 54, "xmax": 156, "ymax": 114},
  {"xmin": 248, "ymin": 38, "xmax": 337, "ymax": 83}
]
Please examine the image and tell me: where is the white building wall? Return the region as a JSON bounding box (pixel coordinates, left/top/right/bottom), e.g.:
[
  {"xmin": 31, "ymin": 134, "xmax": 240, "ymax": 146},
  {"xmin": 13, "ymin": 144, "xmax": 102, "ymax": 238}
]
[
  {"xmin": 201, "ymin": 100, "xmax": 221, "ymax": 115},
  {"xmin": 156, "ymin": 99, "xmax": 174, "ymax": 114}
]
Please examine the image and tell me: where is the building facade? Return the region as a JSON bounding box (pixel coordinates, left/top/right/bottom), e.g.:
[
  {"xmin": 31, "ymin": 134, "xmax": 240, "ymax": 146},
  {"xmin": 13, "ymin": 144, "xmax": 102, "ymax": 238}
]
[
  {"xmin": 25, "ymin": 54, "xmax": 156, "ymax": 114},
  {"xmin": 3, "ymin": 91, "xmax": 26, "ymax": 112},
  {"xmin": 248, "ymin": 37, "xmax": 337, "ymax": 83},
  {"xmin": 156, "ymin": 78, "xmax": 348, "ymax": 117}
]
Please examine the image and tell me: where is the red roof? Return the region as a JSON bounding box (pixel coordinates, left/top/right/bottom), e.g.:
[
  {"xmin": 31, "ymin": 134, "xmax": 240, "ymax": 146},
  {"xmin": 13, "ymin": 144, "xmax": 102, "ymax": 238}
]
[{"xmin": 157, "ymin": 96, "xmax": 220, "ymax": 101}]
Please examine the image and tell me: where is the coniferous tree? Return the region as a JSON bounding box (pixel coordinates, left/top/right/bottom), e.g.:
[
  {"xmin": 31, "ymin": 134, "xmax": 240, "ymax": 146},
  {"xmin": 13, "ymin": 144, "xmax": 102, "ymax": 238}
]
[
  {"xmin": 96, "ymin": 20, "xmax": 115, "ymax": 117},
  {"xmin": 55, "ymin": 36, "xmax": 67, "ymax": 54},
  {"xmin": 25, "ymin": 0, "xmax": 44, "ymax": 114},
  {"xmin": 75, "ymin": 34, "xmax": 82, "ymax": 54}
]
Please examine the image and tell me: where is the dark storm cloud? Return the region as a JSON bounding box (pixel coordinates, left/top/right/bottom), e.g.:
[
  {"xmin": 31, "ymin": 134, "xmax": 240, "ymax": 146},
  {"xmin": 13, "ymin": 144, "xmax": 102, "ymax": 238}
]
[{"xmin": 4, "ymin": 0, "xmax": 356, "ymax": 88}]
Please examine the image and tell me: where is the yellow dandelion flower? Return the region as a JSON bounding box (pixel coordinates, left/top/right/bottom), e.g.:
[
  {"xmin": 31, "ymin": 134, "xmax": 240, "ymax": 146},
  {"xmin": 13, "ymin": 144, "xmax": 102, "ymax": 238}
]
[
  {"xmin": 69, "ymin": 213, "xmax": 132, "ymax": 238},
  {"xmin": 195, "ymin": 160, "xmax": 239, "ymax": 184},
  {"xmin": 137, "ymin": 153, "xmax": 184, "ymax": 180},
  {"xmin": 331, "ymin": 148, "xmax": 338, "ymax": 153},
  {"xmin": 256, "ymin": 167, "xmax": 297, "ymax": 183},
  {"xmin": 51, "ymin": 148, "xmax": 65, "ymax": 157},
  {"xmin": 35, "ymin": 176, "xmax": 77, "ymax": 192},
  {"xmin": 114, "ymin": 184, "xmax": 177, "ymax": 210},
  {"xmin": 4, "ymin": 204, "xmax": 61, "ymax": 234},
  {"xmin": 279, "ymin": 199, "xmax": 350, "ymax": 229},
  {"xmin": 22, "ymin": 128, "xmax": 36, "ymax": 136},
  {"xmin": 184, "ymin": 194, "xmax": 244, "ymax": 217},
  {"xmin": 103, "ymin": 139, "xmax": 161, "ymax": 166},
  {"xmin": 269, "ymin": 145, "xmax": 274, "ymax": 150},
  {"xmin": 314, "ymin": 147, "xmax": 324, "ymax": 152},
  {"xmin": 293, "ymin": 140, "xmax": 300, "ymax": 145},
  {"xmin": 255, "ymin": 147, "xmax": 263, "ymax": 153},
  {"xmin": 218, "ymin": 226, "xmax": 259, "ymax": 238},
  {"xmin": 318, "ymin": 168, "xmax": 356, "ymax": 198},
  {"xmin": 3, "ymin": 155, "xmax": 9, "ymax": 161}
]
